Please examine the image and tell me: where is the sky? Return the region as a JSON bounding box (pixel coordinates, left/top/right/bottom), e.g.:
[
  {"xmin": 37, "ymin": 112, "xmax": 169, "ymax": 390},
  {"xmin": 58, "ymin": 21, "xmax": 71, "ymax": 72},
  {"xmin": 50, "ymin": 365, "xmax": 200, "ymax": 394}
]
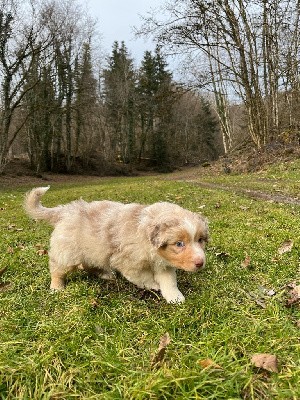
[{"xmin": 85, "ymin": 0, "xmax": 164, "ymax": 65}]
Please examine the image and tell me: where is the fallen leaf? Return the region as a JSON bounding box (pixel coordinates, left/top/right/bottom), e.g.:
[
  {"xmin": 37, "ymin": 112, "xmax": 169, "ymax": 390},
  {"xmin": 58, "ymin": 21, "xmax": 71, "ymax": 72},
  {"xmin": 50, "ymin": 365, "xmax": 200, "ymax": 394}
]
[
  {"xmin": 286, "ymin": 284, "xmax": 300, "ymax": 307},
  {"xmin": 0, "ymin": 267, "xmax": 11, "ymax": 292},
  {"xmin": 246, "ymin": 291, "xmax": 266, "ymax": 308},
  {"xmin": 36, "ymin": 249, "xmax": 48, "ymax": 256},
  {"xmin": 90, "ymin": 299, "xmax": 100, "ymax": 308},
  {"xmin": 151, "ymin": 332, "xmax": 171, "ymax": 369},
  {"xmin": 286, "ymin": 281, "xmax": 297, "ymax": 289},
  {"xmin": 278, "ymin": 240, "xmax": 293, "ymax": 255},
  {"xmin": 0, "ymin": 281, "xmax": 11, "ymax": 292},
  {"xmin": 251, "ymin": 353, "xmax": 279, "ymax": 373},
  {"xmin": 215, "ymin": 202, "xmax": 221, "ymax": 209},
  {"xmin": 7, "ymin": 224, "xmax": 23, "ymax": 232},
  {"xmin": 7, "ymin": 224, "xmax": 16, "ymax": 230},
  {"xmin": 266, "ymin": 289, "xmax": 276, "ymax": 297},
  {"xmin": 254, "ymin": 298, "xmax": 267, "ymax": 309},
  {"xmin": 241, "ymin": 254, "xmax": 251, "ymax": 268},
  {"xmin": 215, "ymin": 251, "xmax": 230, "ymax": 258},
  {"xmin": 198, "ymin": 358, "xmax": 222, "ymax": 369}
]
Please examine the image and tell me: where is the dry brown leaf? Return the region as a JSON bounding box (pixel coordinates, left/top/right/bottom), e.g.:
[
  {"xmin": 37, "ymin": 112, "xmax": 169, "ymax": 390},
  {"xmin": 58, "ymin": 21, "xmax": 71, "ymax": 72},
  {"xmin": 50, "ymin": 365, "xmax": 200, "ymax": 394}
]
[
  {"xmin": 0, "ymin": 281, "xmax": 11, "ymax": 292},
  {"xmin": 278, "ymin": 240, "xmax": 293, "ymax": 255},
  {"xmin": 36, "ymin": 249, "xmax": 48, "ymax": 256},
  {"xmin": 151, "ymin": 332, "xmax": 171, "ymax": 369},
  {"xmin": 198, "ymin": 358, "xmax": 222, "ymax": 369},
  {"xmin": 0, "ymin": 267, "xmax": 11, "ymax": 292},
  {"xmin": 241, "ymin": 254, "xmax": 251, "ymax": 268},
  {"xmin": 251, "ymin": 353, "xmax": 279, "ymax": 373},
  {"xmin": 90, "ymin": 299, "xmax": 100, "ymax": 308},
  {"xmin": 286, "ymin": 281, "xmax": 297, "ymax": 289},
  {"xmin": 286, "ymin": 284, "xmax": 300, "ymax": 307}
]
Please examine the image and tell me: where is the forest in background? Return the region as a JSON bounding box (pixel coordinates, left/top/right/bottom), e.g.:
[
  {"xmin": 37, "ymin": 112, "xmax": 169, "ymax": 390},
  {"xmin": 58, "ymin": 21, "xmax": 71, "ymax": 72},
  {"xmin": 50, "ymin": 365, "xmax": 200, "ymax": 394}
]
[{"xmin": 0, "ymin": 0, "xmax": 300, "ymax": 175}]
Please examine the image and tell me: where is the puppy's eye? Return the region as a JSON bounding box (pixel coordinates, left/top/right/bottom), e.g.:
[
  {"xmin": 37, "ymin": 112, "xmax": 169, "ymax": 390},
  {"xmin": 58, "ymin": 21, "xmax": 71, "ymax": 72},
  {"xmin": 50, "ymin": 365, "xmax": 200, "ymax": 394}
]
[
  {"xmin": 198, "ymin": 238, "xmax": 204, "ymax": 244},
  {"xmin": 175, "ymin": 241, "xmax": 185, "ymax": 248}
]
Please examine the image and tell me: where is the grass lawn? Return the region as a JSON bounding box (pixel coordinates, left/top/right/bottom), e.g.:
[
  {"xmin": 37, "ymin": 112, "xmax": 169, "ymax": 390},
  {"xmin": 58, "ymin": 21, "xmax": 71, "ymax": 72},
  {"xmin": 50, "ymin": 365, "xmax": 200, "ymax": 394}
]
[
  {"xmin": 0, "ymin": 165, "xmax": 299, "ymax": 399},
  {"xmin": 172, "ymin": 159, "xmax": 300, "ymax": 200}
]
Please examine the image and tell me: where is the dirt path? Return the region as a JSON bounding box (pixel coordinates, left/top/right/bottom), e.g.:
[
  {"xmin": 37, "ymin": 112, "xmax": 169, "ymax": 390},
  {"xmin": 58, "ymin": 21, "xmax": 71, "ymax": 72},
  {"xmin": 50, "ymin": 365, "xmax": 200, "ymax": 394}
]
[{"xmin": 172, "ymin": 178, "xmax": 300, "ymax": 206}]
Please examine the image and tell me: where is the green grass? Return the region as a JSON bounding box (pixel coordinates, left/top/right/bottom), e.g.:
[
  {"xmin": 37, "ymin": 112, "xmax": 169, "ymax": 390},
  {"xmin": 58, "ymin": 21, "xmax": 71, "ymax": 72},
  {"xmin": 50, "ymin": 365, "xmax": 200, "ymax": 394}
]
[{"xmin": 0, "ymin": 166, "xmax": 299, "ymax": 399}]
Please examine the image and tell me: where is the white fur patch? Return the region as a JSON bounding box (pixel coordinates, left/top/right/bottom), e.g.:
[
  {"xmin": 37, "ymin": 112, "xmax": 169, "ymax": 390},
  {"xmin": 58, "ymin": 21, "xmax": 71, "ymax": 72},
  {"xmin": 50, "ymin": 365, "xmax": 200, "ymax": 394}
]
[{"xmin": 183, "ymin": 217, "xmax": 197, "ymax": 239}]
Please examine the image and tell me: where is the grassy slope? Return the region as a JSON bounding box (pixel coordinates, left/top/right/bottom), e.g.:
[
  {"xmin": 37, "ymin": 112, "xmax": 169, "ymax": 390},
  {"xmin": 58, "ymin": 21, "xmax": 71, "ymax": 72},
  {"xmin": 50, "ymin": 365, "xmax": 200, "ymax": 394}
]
[
  {"xmin": 0, "ymin": 166, "xmax": 299, "ymax": 399},
  {"xmin": 178, "ymin": 159, "xmax": 300, "ymax": 200}
]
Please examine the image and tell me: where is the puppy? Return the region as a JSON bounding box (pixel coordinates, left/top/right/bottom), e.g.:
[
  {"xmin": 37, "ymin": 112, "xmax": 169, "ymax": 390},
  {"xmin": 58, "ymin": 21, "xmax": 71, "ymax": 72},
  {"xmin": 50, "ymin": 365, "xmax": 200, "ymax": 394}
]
[{"xmin": 24, "ymin": 186, "xmax": 209, "ymax": 303}]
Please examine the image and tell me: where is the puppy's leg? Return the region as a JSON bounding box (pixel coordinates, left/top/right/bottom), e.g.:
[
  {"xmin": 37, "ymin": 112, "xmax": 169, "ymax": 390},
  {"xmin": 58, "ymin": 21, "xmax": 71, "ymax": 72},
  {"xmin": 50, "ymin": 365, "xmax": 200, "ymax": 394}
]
[
  {"xmin": 99, "ymin": 270, "xmax": 115, "ymax": 280},
  {"xmin": 49, "ymin": 258, "xmax": 75, "ymax": 290},
  {"xmin": 154, "ymin": 267, "xmax": 185, "ymax": 303},
  {"xmin": 121, "ymin": 268, "xmax": 159, "ymax": 291},
  {"xmin": 79, "ymin": 265, "xmax": 115, "ymax": 281}
]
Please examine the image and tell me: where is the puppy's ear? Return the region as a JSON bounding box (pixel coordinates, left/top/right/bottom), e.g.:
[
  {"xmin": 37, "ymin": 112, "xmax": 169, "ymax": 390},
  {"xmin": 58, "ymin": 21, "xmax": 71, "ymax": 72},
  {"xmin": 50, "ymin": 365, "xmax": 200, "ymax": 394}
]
[
  {"xmin": 148, "ymin": 220, "xmax": 179, "ymax": 249},
  {"xmin": 148, "ymin": 224, "xmax": 164, "ymax": 248},
  {"xmin": 197, "ymin": 213, "xmax": 209, "ymax": 241}
]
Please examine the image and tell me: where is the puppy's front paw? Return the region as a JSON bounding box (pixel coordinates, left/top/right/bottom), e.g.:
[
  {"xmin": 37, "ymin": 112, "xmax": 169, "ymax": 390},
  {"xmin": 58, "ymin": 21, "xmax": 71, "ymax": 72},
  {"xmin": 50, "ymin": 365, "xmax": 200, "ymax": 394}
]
[{"xmin": 164, "ymin": 290, "xmax": 185, "ymax": 304}]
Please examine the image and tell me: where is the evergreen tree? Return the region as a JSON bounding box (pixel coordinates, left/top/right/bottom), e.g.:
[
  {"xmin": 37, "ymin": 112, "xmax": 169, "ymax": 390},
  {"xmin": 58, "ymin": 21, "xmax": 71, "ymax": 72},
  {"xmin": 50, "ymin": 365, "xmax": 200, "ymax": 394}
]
[
  {"xmin": 137, "ymin": 47, "xmax": 175, "ymax": 170},
  {"xmin": 74, "ymin": 41, "xmax": 98, "ymax": 162},
  {"xmin": 196, "ymin": 97, "xmax": 219, "ymax": 161},
  {"xmin": 103, "ymin": 41, "xmax": 136, "ymax": 164}
]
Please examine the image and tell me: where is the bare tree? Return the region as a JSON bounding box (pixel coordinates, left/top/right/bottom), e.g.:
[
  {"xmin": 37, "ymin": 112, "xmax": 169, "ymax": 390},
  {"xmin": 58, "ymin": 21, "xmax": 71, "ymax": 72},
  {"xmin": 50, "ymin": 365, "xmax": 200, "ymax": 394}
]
[
  {"xmin": 22, "ymin": 0, "xmax": 98, "ymax": 173},
  {"xmin": 138, "ymin": 0, "xmax": 300, "ymax": 149},
  {"xmin": 0, "ymin": 0, "xmax": 51, "ymax": 172}
]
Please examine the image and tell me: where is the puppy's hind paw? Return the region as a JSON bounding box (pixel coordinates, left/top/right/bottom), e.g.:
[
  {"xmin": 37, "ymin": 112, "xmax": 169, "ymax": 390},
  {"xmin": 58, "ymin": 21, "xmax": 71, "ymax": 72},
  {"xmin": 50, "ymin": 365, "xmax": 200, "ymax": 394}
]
[
  {"xmin": 50, "ymin": 277, "xmax": 65, "ymax": 291},
  {"xmin": 144, "ymin": 281, "xmax": 160, "ymax": 291},
  {"xmin": 100, "ymin": 270, "xmax": 116, "ymax": 281}
]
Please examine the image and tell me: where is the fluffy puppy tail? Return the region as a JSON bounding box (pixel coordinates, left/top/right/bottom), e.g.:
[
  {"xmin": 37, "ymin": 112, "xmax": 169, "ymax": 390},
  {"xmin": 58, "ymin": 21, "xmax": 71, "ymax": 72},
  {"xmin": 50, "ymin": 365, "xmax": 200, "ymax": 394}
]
[{"xmin": 24, "ymin": 186, "xmax": 62, "ymax": 225}]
